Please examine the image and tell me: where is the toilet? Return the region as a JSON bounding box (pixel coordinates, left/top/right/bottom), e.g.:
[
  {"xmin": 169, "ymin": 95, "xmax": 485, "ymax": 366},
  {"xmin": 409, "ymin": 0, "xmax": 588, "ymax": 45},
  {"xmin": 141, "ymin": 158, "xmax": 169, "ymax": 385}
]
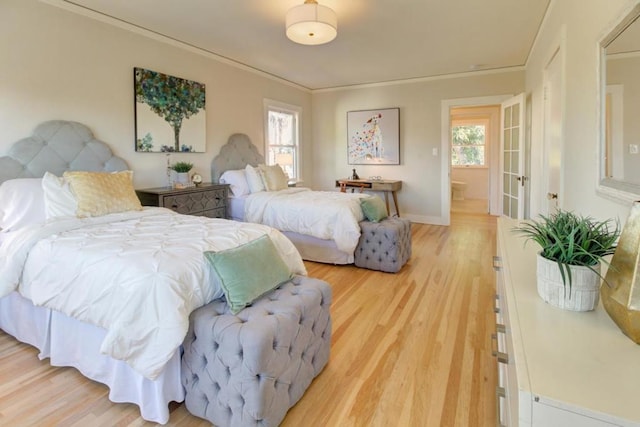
[{"xmin": 451, "ymin": 180, "xmax": 467, "ymax": 201}]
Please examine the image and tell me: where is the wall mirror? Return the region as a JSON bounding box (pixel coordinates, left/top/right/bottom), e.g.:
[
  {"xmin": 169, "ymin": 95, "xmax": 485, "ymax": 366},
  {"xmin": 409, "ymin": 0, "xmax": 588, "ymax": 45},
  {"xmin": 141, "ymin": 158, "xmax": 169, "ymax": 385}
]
[{"xmin": 599, "ymin": 4, "xmax": 640, "ymax": 202}]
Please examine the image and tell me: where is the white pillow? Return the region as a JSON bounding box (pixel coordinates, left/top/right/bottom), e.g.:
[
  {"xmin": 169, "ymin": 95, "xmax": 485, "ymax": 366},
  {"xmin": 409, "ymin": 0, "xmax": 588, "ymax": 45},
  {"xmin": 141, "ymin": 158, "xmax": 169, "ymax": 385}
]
[
  {"xmin": 245, "ymin": 164, "xmax": 266, "ymax": 193},
  {"xmin": 220, "ymin": 169, "xmax": 250, "ymax": 198},
  {"xmin": 42, "ymin": 172, "xmax": 77, "ymax": 218},
  {"xmin": 0, "ymin": 178, "xmax": 46, "ymax": 232}
]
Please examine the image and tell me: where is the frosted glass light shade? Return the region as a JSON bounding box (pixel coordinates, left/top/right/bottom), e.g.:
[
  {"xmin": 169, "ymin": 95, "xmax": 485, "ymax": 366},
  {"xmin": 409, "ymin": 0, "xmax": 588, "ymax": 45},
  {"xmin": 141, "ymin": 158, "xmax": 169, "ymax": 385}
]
[{"xmin": 286, "ymin": 1, "xmax": 337, "ymax": 45}]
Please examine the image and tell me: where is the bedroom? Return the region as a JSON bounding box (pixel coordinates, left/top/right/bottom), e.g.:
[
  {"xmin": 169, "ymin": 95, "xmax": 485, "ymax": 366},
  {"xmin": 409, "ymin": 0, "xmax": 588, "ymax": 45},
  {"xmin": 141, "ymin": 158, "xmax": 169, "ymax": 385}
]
[{"xmin": 1, "ymin": 0, "xmax": 639, "ymax": 425}]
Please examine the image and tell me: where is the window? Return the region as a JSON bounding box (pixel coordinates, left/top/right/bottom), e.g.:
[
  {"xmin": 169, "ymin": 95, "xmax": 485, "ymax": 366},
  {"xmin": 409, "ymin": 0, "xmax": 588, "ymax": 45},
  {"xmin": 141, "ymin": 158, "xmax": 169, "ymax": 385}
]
[
  {"xmin": 451, "ymin": 119, "xmax": 488, "ymax": 167},
  {"xmin": 264, "ymin": 99, "xmax": 301, "ymax": 181}
]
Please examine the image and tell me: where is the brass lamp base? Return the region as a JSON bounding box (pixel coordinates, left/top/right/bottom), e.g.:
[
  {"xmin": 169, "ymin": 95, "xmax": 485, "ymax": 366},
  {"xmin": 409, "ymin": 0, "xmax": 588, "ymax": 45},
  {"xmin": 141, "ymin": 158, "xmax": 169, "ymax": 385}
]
[{"xmin": 602, "ymin": 202, "xmax": 640, "ymax": 344}]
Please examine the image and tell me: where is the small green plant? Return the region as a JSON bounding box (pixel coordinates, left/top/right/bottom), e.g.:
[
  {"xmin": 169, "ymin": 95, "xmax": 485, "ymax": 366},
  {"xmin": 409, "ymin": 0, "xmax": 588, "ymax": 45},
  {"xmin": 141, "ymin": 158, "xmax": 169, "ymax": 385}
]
[
  {"xmin": 170, "ymin": 161, "xmax": 194, "ymax": 173},
  {"xmin": 514, "ymin": 210, "xmax": 620, "ymax": 292}
]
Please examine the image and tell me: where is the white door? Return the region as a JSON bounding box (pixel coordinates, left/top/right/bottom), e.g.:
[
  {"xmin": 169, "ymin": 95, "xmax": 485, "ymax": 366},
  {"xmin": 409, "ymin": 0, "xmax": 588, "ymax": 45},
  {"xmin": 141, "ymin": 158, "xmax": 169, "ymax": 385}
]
[
  {"xmin": 543, "ymin": 49, "xmax": 563, "ymax": 214},
  {"xmin": 501, "ymin": 94, "xmax": 526, "ymax": 219}
]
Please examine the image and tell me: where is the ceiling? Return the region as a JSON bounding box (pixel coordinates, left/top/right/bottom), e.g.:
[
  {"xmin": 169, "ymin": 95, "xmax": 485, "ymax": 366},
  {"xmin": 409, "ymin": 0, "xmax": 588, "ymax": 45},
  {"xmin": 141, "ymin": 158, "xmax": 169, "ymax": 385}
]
[{"xmin": 59, "ymin": 0, "xmax": 551, "ymax": 90}]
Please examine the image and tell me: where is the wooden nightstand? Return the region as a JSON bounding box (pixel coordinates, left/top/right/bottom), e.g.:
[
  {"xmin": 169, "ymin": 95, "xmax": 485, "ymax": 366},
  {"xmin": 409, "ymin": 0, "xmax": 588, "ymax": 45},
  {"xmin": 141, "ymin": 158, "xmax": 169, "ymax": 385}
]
[{"xmin": 136, "ymin": 183, "xmax": 229, "ymax": 219}]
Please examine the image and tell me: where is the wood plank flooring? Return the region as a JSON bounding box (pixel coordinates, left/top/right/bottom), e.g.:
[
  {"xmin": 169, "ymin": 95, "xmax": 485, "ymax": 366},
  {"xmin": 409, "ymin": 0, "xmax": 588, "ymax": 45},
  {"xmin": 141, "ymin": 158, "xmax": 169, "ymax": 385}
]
[{"xmin": 0, "ymin": 212, "xmax": 498, "ymax": 426}]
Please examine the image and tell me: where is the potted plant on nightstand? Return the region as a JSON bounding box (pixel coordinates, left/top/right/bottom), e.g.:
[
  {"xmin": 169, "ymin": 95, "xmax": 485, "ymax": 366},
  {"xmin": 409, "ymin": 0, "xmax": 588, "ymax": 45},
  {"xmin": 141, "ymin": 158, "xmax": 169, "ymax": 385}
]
[
  {"xmin": 515, "ymin": 210, "xmax": 619, "ymax": 311},
  {"xmin": 170, "ymin": 161, "xmax": 194, "ymax": 186}
]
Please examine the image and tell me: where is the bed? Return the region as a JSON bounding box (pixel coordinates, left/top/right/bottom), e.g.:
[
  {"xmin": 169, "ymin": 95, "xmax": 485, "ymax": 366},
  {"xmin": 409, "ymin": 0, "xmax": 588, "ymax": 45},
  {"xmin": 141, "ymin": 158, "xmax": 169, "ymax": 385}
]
[
  {"xmin": 211, "ymin": 134, "xmax": 385, "ymax": 265},
  {"xmin": 0, "ymin": 121, "xmax": 307, "ymax": 424}
]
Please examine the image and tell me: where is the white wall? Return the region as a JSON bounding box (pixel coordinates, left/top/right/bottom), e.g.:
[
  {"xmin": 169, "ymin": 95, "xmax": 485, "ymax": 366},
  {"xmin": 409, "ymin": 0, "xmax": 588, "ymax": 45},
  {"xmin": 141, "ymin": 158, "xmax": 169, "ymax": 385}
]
[
  {"xmin": 311, "ymin": 72, "xmax": 524, "ymax": 224},
  {"xmin": 526, "ymin": 0, "xmax": 636, "ymax": 223},
  {"xmin": 0, "ymin": 0, "xmax": 312, "ymax": 188},
  {"xmin": 451, "ymin": 168, "xmax": 489, "ymax": 200}
]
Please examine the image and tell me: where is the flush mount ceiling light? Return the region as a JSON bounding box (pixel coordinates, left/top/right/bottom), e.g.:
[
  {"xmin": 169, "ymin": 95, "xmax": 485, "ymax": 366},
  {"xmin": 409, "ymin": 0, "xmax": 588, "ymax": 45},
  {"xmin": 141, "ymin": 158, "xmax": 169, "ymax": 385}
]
[{"xmin": 286, "ymin": 0, "xmax": 337, "ymax": 45}]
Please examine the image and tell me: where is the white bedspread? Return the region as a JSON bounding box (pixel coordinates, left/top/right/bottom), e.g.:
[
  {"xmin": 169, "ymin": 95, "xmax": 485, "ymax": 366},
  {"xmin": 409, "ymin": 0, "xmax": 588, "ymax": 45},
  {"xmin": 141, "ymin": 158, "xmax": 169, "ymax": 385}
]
[
  {"xmin": 244, "ymin": 188, "xmax": 368, "ymax": 254},
  {"xmin": 0, "ymin": 208, "xmax": 306, "ymax": 380}
]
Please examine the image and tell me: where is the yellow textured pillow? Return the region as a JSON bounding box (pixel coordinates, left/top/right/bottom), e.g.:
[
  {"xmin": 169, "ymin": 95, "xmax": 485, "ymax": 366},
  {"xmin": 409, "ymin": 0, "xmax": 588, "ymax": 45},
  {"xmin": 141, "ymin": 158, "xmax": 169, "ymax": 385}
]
[
  {"xmin": 259, "ymin": 164, "xmax": 289, "ymax": 191},
  {"xmin": 63, "ymin": 170, "xmax": 142, "ymax": 218}
]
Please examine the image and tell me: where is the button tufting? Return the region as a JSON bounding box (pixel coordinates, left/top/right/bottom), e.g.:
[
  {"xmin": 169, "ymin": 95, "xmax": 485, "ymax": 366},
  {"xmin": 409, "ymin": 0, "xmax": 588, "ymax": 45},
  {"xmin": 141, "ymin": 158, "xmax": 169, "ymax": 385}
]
[{"xmin": 180, "ymin": 277, "xmax": 332, "ymax": 425}]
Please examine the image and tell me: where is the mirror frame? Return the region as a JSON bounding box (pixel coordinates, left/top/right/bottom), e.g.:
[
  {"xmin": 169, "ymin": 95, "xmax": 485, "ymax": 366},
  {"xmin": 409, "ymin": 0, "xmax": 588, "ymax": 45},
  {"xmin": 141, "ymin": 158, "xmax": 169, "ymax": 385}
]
[{"xmin": 598, "ymin": 2, "xmax": 640, "ymax": 205}]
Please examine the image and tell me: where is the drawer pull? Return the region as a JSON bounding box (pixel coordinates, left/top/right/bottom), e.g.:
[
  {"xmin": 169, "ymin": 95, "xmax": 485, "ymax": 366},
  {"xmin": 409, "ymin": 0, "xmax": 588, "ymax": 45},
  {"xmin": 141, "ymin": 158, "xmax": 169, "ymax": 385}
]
[
  {"xmin": 496, "ymin": 387, "xmax": 507, "ymax": 427},
  {"xmin": 493, "ymin": 255, "xmax": 502, "ymax": 271},
  {"xmin": 494, "ymin": 306, "xmax": 500, "ymax": 314},
  {"xmin": 491, "ymin": 333, "xmax": 509, "ymax": 364}
]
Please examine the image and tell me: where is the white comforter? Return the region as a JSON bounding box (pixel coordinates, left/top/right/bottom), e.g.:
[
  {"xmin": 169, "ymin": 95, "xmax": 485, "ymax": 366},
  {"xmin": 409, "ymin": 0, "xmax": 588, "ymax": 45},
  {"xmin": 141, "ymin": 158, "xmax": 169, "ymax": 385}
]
[
  {"xmin": 0, "ymin": 208, "xmax": 306, "ymax": 380},
  {"xmin": 244, "ymin": 188, "xmax": 368, "ymax": 254}
]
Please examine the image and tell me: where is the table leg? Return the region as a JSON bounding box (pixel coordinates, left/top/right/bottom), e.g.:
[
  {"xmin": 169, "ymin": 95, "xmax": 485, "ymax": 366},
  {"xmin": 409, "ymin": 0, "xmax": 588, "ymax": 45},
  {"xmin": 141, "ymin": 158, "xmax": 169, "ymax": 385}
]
[
  {"xmin": 384, "ymin": 192, "xmax": 390, "ymax": 215},
  {"xmin": 392, "ymin": 191, "xmax": 400, "ymax": 217}
]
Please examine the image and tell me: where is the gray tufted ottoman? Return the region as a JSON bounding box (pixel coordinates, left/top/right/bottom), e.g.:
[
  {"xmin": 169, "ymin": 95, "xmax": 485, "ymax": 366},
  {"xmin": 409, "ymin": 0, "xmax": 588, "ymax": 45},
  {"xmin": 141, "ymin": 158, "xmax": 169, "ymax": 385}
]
[
  {"xmin": 181, "ymin": 276, "xmax": 332, "ymax": 427},
  {"xmin": 355, "ymin": 217, "xmax": 412, "ymax": 273}
]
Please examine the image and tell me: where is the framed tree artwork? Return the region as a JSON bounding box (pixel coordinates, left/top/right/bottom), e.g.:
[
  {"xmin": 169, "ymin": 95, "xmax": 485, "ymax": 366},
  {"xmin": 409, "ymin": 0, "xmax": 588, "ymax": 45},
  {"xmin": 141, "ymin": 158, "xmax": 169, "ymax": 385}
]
[
  {"xmin": 134, "ymin": 67, "xmax": 206, "ymax": 152},
  {"xmin": 347, "ymin": 107, "xmax": 400, "ymax": 165}
]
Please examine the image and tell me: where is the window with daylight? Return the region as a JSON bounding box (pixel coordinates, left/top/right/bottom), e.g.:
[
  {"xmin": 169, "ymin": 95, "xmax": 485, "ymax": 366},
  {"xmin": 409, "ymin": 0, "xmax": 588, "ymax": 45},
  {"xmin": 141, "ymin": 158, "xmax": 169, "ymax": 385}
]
[
  {"xmin": 264, "ymin": 99, "xmax": 301, "ymax": 181},
  {"xmin": 451, "ymin": 119, "xmax": 487, "ymax": 167}
]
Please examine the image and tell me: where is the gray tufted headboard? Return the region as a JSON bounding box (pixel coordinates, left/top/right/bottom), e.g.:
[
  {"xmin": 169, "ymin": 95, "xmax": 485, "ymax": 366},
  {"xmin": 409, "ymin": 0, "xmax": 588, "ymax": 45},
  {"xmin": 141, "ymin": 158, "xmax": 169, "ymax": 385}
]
[
  {"xmin": 0, "ymin": 120, "xmax": 128, "ymax": 184},
  {"xmin": 210, "ymin": 133, "xmax": 265, "ymax": 183}
]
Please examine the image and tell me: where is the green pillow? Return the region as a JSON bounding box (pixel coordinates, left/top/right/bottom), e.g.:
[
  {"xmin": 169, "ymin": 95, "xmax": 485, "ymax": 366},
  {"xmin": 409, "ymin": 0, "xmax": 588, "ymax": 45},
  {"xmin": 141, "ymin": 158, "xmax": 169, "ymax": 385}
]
[
  {"xmin": 360, "ymin": 196, "xmax": 388, "ymax": 222},
  {"xmin": 204, "ymin": 235, "xmax": 292, "ymax": 314}
]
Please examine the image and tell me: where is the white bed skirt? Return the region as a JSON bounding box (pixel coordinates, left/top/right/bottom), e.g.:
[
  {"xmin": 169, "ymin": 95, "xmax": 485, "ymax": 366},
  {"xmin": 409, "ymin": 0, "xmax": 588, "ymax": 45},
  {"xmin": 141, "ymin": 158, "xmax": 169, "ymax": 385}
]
[
  {"xmin": 228, "ymin": 197, "xmax": 353, "ymax": 264},
  {"xmin": 281, "ymin": 231, "xmax": 353, "ymax": 264},
  {"xmin": 0, "ymin": 291, "xmax": 184, "ymax": 424}
]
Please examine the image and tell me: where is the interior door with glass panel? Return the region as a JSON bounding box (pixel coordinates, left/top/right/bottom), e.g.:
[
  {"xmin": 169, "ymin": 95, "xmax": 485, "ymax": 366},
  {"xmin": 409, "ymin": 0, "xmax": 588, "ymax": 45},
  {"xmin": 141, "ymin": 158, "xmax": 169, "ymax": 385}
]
[{"xmin": 501, "ymin": 94, "xmax": 525, "ymax": 219}]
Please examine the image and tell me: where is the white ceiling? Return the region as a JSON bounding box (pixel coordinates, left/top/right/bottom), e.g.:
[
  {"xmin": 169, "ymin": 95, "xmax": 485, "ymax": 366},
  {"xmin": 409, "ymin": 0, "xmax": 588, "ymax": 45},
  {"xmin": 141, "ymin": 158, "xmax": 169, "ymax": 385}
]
[{"xmin": 59, "ymin": 0, "xmax": 551, "ymax": 90}]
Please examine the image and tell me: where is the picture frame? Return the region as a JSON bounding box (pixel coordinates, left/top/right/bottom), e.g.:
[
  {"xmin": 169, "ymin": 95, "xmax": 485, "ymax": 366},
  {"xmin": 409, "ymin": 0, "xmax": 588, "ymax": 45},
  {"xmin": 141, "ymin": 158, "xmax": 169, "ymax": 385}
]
[
  {"xmin": 347, "ymin": 107, "xmax": 400, "ymax": 165},
  {"xmin": 134, "ymin": 67, "xmax": 206, "ymax": 152}
]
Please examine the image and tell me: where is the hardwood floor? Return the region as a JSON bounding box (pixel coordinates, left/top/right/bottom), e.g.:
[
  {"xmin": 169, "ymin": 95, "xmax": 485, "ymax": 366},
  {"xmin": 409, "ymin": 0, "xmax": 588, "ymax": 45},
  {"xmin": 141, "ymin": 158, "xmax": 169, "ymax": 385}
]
[
  {"xmin": 0, "ymin": 212, "xmax": 498, "ymax": 426},
  {"xmin": 451, "ymin": 198, "xmax": 489, "ymax": 215}
]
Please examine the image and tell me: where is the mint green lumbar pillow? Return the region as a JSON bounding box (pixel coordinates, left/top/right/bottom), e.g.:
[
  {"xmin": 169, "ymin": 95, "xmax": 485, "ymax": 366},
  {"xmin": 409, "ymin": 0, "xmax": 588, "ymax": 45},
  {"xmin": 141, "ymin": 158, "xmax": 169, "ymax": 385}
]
[
  {"xmin": 204, "ymin": 235, "xmax": 292, "ymax": 314},
  {"xmin": 360, "ymin": 196, "xmax": 388, "ymax": 222}
]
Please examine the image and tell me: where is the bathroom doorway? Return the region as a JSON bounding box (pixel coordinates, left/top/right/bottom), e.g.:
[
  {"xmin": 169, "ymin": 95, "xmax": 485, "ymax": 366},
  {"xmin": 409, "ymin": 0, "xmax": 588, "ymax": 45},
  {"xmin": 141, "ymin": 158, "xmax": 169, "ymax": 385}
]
[
  {"xmin": 450, "ymin": 105, "xmax": 501, "ymax": 215},
  {"xmin": 440, "ymin": 95, "xmax": 511, "ymax": 225}
]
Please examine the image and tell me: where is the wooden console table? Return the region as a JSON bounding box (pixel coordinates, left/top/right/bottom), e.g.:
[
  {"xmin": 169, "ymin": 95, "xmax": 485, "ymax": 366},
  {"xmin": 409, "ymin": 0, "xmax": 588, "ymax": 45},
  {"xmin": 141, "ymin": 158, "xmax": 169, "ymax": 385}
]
[{"xmin": 336, "ymin": 179, "xmax": 402, "ymax": 216}]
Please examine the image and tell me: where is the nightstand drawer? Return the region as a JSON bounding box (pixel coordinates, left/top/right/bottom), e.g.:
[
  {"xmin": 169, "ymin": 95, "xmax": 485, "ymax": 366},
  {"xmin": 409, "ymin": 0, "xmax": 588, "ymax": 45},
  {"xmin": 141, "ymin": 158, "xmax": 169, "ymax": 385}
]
[
  {"xmin": 136, "ymin": 183, "xmax": 229, "ymax": 219},
  {"xmin": 198, "ymin": 207, "xmax": 226, "ymax": 219},
  {"xmin": 162, "ymin": 189, "xmax": 226, "ymax": 214}
]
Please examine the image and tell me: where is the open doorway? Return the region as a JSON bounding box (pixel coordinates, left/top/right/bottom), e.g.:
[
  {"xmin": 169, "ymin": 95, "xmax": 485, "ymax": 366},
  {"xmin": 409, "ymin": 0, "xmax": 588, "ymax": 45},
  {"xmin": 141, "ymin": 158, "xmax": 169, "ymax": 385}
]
[
  {"xmin": 450, "ymin": 105, "xmax": 501, "ymax": 215},
  {"xmin": 440, "ymin": 95, "xmax": 512, "ymax": 225}
]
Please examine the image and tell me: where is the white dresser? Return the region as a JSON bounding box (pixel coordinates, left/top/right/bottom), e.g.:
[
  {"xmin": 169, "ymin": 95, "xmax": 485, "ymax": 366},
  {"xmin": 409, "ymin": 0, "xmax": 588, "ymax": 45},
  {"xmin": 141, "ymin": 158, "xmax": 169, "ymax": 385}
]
[{"xmin": 495, "ymin": 217, "xmax": 640, "ymax": 426}]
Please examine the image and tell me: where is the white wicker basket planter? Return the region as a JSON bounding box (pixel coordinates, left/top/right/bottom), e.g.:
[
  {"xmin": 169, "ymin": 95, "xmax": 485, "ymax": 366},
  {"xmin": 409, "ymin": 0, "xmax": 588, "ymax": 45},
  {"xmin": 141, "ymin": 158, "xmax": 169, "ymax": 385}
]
[{"xmin": 536, "ymin": 254, "xmax": 601, "ymax": 312}]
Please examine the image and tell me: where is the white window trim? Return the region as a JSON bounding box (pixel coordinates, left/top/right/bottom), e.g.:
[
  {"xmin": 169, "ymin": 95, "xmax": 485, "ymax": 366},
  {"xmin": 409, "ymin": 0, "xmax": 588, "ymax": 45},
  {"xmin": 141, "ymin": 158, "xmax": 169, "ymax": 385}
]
[{"xmin": 263, "ymin": 98, "xmax": 302, "ymax": 180}]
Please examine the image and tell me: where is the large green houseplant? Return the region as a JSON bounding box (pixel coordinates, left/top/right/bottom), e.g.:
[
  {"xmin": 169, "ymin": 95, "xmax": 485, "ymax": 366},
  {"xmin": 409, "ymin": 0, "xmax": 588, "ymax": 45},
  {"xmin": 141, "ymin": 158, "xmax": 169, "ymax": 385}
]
[{"xmin": 515, "ymin": 210, "xmax": 619, "ymax": 311}]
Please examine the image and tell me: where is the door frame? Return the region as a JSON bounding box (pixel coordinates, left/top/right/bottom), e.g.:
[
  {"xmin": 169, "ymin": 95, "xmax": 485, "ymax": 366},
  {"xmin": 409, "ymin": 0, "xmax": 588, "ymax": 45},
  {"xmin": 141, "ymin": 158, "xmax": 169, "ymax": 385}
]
[{"xmin": 440, "ymin": 95, "xmax": 513, "ymax": 225}]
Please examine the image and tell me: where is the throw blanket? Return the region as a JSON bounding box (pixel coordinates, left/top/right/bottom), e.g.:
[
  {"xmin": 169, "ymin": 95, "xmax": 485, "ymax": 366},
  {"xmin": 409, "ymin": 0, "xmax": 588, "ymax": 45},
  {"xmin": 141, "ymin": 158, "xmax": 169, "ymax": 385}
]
[
  {"xmin": 0, "ymin": 208, "xmax": 306, "ymax": 380},
  {"xmin": 244, "ymin": 188, "xmax": 368, "ymax": 255}
]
